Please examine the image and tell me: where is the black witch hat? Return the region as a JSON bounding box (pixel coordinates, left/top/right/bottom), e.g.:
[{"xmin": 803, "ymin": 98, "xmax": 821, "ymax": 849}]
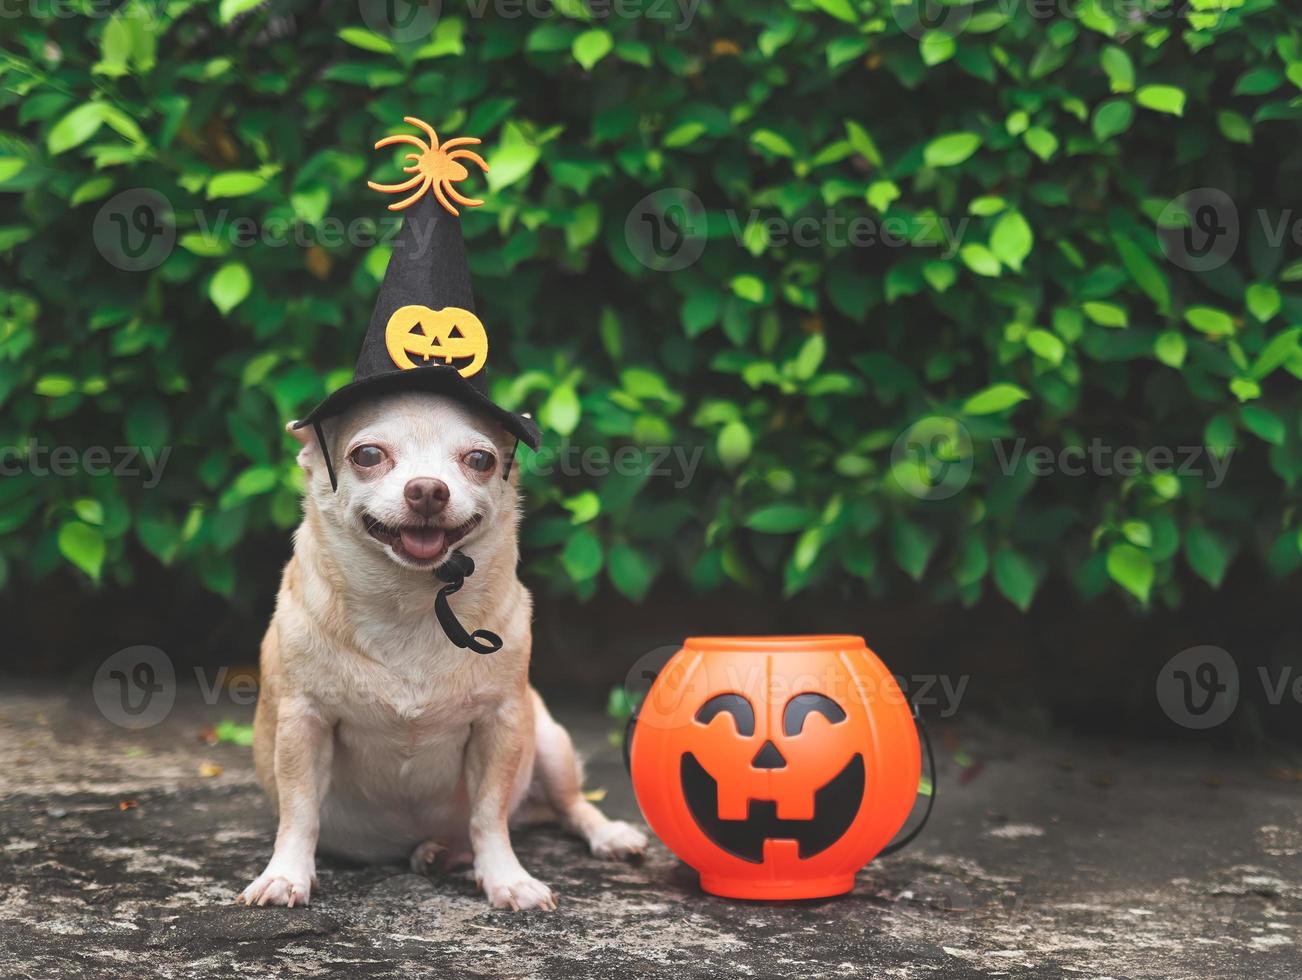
[
  {"xmin": 291, "ymin": 117, "xmax": 541, "ymax": 656},
  {"xmin": 293, "ymin": 116, "xmax": 540, "ymax": 489}
]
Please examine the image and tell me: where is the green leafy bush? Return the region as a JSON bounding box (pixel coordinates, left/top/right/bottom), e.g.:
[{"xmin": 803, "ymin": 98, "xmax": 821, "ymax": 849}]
[{"xmin": 1, "ymin": 0, "xmax": 1300, "ymax": 612}]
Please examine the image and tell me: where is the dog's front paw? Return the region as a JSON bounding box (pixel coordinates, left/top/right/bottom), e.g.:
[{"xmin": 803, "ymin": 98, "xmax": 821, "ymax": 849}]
[
  {"xmin": 237, "ymin": 865, "xmax": 314, "ymax": 908},
  {"xmin": 590, "ymin": 820, "xmax": 648, "ymax": 861},
  {"xmin": 479, "ymin": 873, "xmax": 557, "ymax": 911}
]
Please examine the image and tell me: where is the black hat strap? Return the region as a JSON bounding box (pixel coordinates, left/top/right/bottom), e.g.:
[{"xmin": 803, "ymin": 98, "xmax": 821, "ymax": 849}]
[
  {"xmin": 312, "ymin": 420, "xmax": 339, "ymax": 492},
  {"xmin": 433, "ymin": 552, "xmax": 503, "ymax": 654},
  {"xmin": 502, "ymin": 440, "xmax": 519, "ymax": 481}
]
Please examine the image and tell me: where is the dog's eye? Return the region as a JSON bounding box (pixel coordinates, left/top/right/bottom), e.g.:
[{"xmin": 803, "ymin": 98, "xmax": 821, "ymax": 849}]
[
  {"xmin": 349, "ymin": 445, "xmax": 387, "ymax": 468},
  {"xmin": 463, "ymin": 449, "xmax": 496, "ymax": 473}
]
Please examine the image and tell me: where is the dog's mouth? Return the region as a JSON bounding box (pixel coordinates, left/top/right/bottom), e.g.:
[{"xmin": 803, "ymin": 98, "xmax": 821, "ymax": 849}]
[{"xmin": 361, "ymin": 513, "xmax": 482, "ymax": 565}]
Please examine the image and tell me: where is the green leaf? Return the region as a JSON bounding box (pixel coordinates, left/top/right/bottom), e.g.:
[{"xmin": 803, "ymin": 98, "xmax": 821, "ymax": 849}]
[
  {"xmin": 1092, "ymin": 99, "xmax": 1134, "ymax": 141},
  {"xmin": 1113, "ymin": 233, "xmax": 1170, "ymax": 313},
  {"xmin": 845, "ymin": 121, "xmax": 883, "ymax": 167},
  {"xmin": 791, "ymin": 334, "xmax": 826, "ymax": 380},
  {"xmin": 812, "ymin": 0, "xmax": 858, "ymax": 23},
  {"xmin": 1184, "ymin": 527, "xmax": 1230, "ymax": 588},
  {"xmin": 219, "ymin": 0, "xmax": 265, "ymax": 23},
  {"xmin": 1233, "ymin": 67, "xmax": 1282, "ymax": 96},
  {"xmin": 746, "ymin": 504, "xmax": 816, "ymax": 534},
  {"xmin": 561, "ymin": 528, "xmax": 604, "ymax": 582},
  {"xmin": 960, "ymin": 243, "xmax": 1001, "ymax": 278},
  {"xmin": 731, "ymin": 275, "xmax": 766, "ymax": 303},
  {"xmin": 70, "ymin": 175, "xmax": 113, "ymax": 206},
  {"xmin": 1205, "ymin": 414, "xmax": 1235, "ymax": 459},
  {"xmin": 563, "ymin": 490, "xmax": 601, "ymax": 524},
  {"xmin": 48, "ymin": 103, "xmax": 106, "ymax": 155},
  {"xmin": 1252, "ymin": 327, "xmax": 1301, "ymax": 379},
  {"xmin": 923, "ymin": 132, "xmax": 982, "ymax": 168},
  {"xmin": 1022, "ymin": 126, "xmax": 1058, "ymax": 161},
  {"xmin": 751, "ymin": 129, "xmax": 796, "ymax": 157},
  {"xmin": 1083, "ymin": 301, "xmax": 1128, "ymax": 328},
  {"xmin": 920, "ymin": 31, "xmax": 956, "ymax": 67},
  {"xmin": 35, "ymin": 374, "xmax": 77, "ymax": 397},
  {"xmin": 717, "ymin": 420, "xmax": 753, "ymax": 468},
  {"xmin": 1154, "ymin": 331, "xmax": 1186, "ymax": 368},
  {"xmin": 865, "ymin": 179, "xmax": 899, "ymax": 212},
  {"xmin": 337, "ymin": 27, "xmax": 394, "ymax": 54},
  {"xmin": 209, "ymin": 262, "xmax": 251, "ymax": 315},
  {"xmin": 1106, "ymin": 543, "xmax": 1154, "ymax": 603},
  {"xmin": 58, "ymin": 522, "xmax": 106, "ymax": 581},
  {"xmin": 990, "ymin": 211, "xmax": 1033, "ymax": 272},
  {"xmin": 1245, "ymin": 283, "xmax": 1281, "ymax": 322},
  {"xmin": 1136, "ymin": 84, "xmax": 1185, "ymax": 116},
  {"xmin": 993, "ymin": 549, "xmax": 1039, "ymax": 611},
  {"xmin": 663, "ymin": 122, "xmax": 707, "ymax": 148},
  {"xmin": 572, "ymin": 28, "xmax": 613, "ymax": 71},
  {"xmin": 1122, "ymin": 520, "xmax": 1152, "ymax": 549},
  {"xmin": 1240, "ymin": 404, "xmax": 1285, "ymax": 445},
  {"xmin": 891, "ymin": 520, "xmax": 935, "ymax": 581},
  {"xmin": 74, "ymin": 498, "xmax": 105, "ymax": 525},
  {"xmin": 608, "ymin": 543, "xmax": 654, "ymax": 601},
  {"xmin": 1217, "ymin": 110, "xmax": 1253, "ymax": 145},
  {"xmin": 539, "ymin": 383, "xmax": 581, "ymax": 436},
  {"xmin": 1026, "ymin": 328, "xmax": 1065, "ymax": 365},
  {"xmin": 207, "ymin": 171, "xmax": 268, "ymax": 199},
  {"xmin": 1100, "ymin": 45, "xmax": 1134, "ymax": 92},
  {"xmin": 486, "ymin": 126, "xmax": 542, "ymax": 192},
  {"xmin": 1184, "ymin": 306, "xmax": 1235, "ymax": 337},
  {"xmin": 962, "ymin": 383, "xmax": 1029, "ymax": 415}
]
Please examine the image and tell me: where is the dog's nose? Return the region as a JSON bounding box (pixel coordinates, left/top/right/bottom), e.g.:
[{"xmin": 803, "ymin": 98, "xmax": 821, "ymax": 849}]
[{"xmin": 404, "ymin": 477, "xmax": 449, "ymax": 518}]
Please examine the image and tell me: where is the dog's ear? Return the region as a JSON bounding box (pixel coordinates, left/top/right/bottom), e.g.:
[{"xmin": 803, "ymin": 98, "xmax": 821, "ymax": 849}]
[{"xmin": 286, "ymin": 421, "xmax": 317, "ymax": 472}]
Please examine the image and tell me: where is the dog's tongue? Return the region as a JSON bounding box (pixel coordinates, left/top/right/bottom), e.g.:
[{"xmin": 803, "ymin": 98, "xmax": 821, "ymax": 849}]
[{"xmin": 398, "ymin": 526, "xmax": 446, "ymax": 560}]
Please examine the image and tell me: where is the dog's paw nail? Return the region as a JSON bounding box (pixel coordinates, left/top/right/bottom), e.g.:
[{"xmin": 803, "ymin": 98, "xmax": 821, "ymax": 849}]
[
  {"xmin": 240, "ymin": 870, "xmax": 313, "ymax": 909},
  {"xmin": 484, "ymin": 875, "xmax": 555, "ymax": 912},
  {"xmin": 591, "ymin": 821, "xmax": 649, "ymax": 861}
]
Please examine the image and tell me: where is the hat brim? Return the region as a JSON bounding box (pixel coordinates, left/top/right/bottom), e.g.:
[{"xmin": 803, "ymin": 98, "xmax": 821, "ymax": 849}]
[{"xmin": 292, "ymin": 367, "xmax": 541, "ymax": 450}]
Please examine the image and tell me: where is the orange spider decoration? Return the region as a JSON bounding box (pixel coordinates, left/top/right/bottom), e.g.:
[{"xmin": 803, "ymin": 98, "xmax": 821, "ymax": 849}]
[{"xmin": 367, "ymin": 116, "xmax": 489, "ymax": 216}]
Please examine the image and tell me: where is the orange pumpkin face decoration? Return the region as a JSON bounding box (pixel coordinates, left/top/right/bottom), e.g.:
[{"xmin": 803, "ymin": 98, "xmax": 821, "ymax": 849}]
[
  {"xmin": 629, "ymin": 636, "xmax": 920, "ymax": 900},
  {"xmin": 385, "ymin": 304, "xmax": 488, "ymax": 378}
]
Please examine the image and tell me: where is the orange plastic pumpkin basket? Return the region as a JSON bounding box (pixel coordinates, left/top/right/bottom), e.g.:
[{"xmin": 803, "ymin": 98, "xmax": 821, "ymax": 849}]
[{"xmin": 628, "ymin": 635, "xmax": 927, "ymax": 900}]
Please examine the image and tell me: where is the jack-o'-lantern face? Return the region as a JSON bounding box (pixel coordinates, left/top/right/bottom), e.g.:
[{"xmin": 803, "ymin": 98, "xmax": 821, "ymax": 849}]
[
  {"xmin": 629, "ymin": 637, "xmax": 921, "ymax": 899},
  {"xmin": 385, "ymin": 304, "xmax": 488, "ymax": 378},
  {"xmin": 679, "ymin": 690, "xmax": 866, "ymax": 863}
]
